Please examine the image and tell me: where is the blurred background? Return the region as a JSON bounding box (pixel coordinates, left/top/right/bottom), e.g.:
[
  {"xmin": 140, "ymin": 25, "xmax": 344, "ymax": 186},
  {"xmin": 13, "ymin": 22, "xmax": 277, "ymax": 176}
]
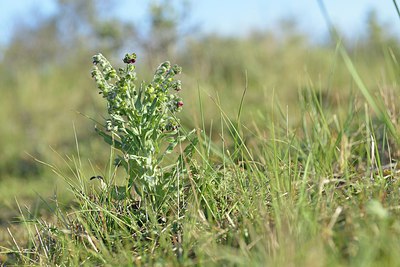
[{"xmin": 0, "ymin": 0, "xmax": 399, "ymax": 211}]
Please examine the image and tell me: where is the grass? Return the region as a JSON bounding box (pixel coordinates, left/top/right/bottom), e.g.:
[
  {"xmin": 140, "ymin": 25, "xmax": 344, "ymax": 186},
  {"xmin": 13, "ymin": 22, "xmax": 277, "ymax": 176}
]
[
  {"xmin": 2, "ymin": 13, "xmax": 400, "ymax": 266},
  {"xmin": 2, "ymin": 72, "xmax": 400, "ymax": 266}
]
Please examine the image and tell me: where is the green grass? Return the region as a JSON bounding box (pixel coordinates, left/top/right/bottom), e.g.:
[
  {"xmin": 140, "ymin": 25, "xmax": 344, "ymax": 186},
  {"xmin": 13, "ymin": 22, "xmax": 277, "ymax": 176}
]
[{"xmin": 2, "ymin": 73, "xmax": 400, "ymax": 265}]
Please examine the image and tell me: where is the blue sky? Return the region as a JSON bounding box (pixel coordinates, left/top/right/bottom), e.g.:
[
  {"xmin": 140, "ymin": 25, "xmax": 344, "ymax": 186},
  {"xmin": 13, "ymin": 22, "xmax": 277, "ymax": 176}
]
[{"xmin": 0, "ymin": 0, "xmax": 399, "ymax": 45}]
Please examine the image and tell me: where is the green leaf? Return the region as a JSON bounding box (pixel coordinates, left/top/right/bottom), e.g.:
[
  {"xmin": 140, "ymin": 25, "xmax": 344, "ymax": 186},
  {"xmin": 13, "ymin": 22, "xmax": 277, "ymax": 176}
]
[
  {"xmin": 165, "ymin": 141, "xmax": 178, "ymax": 154},
  {"xmin": 135, "ymin": 87, "xmax": 143, "ymax": 111},
  {"xmin": 95, "ymin": 128, "xmax": 122, "ymax": 150},
  {"xmin": 146, "ymin": 98, "xmax": 159, "ymax": 118},
  {"xmin": 166, "ymin": 137, "xmax": 176, "ymax": 143},
  {"xmin": 184, "ymin": 136, "xmax": 198, "ymax": 157}
]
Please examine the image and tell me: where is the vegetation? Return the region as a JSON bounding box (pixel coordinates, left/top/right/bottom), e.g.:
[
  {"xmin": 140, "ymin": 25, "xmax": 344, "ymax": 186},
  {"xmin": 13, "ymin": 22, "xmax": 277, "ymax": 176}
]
[{"xmin": 1, "ymin": 1, "xmax": 400, "ymax": 266}]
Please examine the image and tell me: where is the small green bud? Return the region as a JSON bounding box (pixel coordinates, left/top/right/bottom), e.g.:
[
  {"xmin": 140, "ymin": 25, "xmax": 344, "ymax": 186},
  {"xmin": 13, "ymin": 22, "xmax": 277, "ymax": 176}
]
[
  {"xmin": 92, "ymin": 55, "xmax": 101, "ymax": 64},
  {"xmin": 105, "ymin": 69, "xmax": 117, "ymax": 80},
  {"xmin": 172, "ymin": 64, "xmax": 182, "ymax": 75},
  {"xmin": 147, "ymin": 86, "xmax": 155, "ymax": 94},
  {"xmin": 173, "ymin": 80, "xmax": 182, "ymax": 91}
]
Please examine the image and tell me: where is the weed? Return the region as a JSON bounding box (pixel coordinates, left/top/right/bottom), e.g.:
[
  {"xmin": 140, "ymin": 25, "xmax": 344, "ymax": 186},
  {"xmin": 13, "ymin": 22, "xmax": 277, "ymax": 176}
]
[{"xmin": 91, "ymin": 53, "xmax": 196, "ymax": 212}]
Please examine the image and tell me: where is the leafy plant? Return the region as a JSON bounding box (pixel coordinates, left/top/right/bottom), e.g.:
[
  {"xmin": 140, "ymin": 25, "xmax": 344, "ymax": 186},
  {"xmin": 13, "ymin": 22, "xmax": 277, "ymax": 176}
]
[{"xmin": 91, "ymin": 53, "xmax": 195, "ymax": 208}]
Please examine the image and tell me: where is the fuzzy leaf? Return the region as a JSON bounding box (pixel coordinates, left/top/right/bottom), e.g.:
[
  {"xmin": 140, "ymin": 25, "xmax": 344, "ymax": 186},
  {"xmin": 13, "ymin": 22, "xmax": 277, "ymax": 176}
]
[{"xmin": 95, "ymin": 128, "xmax": 122, "ymax": 150}]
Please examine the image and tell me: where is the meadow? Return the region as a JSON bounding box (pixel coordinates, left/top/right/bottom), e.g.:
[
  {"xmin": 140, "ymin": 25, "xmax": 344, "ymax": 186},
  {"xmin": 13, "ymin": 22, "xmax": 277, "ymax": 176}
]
[{"xmin": 1, "ymin": 2, "xmax": 400, "ymax": 266}]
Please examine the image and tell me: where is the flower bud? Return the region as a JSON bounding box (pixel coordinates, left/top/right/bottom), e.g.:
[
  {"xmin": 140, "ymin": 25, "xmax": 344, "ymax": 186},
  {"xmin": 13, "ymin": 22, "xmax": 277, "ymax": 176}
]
[
  {"xmin": 123, "ymin": 53, "xmax": 137, "ymax": 64},
  {"xmin": 173, "ymin": 80, "xmax": 182, "ymax": 91},
  {"xmin": 92, "ymin": 55, "xmax": 101, "ymax": 64},
  {"xmin": 172, "ymin": 64, "xmax": 182, "ymax": 75}
]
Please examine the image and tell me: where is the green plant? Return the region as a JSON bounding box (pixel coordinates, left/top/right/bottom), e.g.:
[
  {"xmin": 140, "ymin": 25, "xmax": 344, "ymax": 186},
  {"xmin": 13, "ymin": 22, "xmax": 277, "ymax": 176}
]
[{"xmin": 91, "ymin": 53, "xmax": 195, "ymax": 209}]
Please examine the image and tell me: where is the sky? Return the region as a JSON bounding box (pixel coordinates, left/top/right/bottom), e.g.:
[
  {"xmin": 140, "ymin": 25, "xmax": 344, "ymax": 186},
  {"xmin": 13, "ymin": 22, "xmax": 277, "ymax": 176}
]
[{"xmin": 0, "ymin": 0, "xmax": 399, "ymax": 45}]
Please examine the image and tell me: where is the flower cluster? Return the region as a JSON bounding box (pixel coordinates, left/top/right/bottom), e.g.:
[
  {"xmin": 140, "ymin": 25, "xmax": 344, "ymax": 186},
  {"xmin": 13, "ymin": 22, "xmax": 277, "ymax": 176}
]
[{"xmin": 91, "ymin": 53, "xmax": 185, "ymax": 191}]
